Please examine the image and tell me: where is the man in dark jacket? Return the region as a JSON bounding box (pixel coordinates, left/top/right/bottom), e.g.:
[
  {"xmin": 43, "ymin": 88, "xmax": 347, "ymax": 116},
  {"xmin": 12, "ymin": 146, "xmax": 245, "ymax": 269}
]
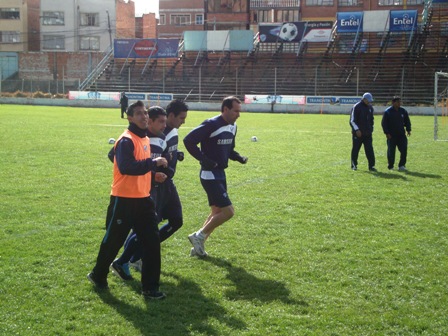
[
  {"xmin": 119, "ymin": 92, "xmax": 128, "ymax": 119},
  {"xmin": 349, "ymin": 92, "xmax": 376, "ymax": 171},
  {"xmin": 381, "ymin": 96, "xmax": 412, "ymax": 171}
]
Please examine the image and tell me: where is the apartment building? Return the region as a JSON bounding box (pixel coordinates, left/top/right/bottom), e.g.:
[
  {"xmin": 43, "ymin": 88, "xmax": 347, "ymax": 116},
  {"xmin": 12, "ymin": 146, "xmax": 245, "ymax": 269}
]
[
  {"xmin": 158, "ymin": 0, "xmax": 205, "ymax": 38},
  {"xmin": 40, "ymin": 0, "xmax": 116, "ymax": 52},
  {"xmin": 0, "ymin": 0, "xmax": 28, "ymax": 52}
]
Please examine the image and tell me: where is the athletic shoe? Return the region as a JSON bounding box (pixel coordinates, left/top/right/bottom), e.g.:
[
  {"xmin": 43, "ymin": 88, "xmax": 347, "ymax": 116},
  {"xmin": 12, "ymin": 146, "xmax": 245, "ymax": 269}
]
[
  {"xmin": 142, "ymin": 290, "xmax": 166, "ymax": 300},
  {"xmin": 130, "ymin": 259, "xmax": 142, "ymax": 273},
  {"xmin": 87, "ymin": 272, "xmax": 109, "ymax": 289},
  {"xmin": 352, "ymin": 165, "xmax": 357, "ymax": 171},
  {"xmin": 110, "ymin": 260, "xmax": 133, "ymax": 281},
  {"xmin": 398, "ymin": 166, "xmax": 407, "ymax": 171},
  {"xmin": 369, "ymin": 167, "xmax": 377, "ymax": 172},
  {"xmin": 188, "ymin": 232, "xmax": 206, "ymax": 257},
  {"xmin": 388, "ymin": 166, "xmax": 394, "ymax": 170},
  {"xmin": 189, "ymin": 247, "xmax": 208, "ymax": 258}
]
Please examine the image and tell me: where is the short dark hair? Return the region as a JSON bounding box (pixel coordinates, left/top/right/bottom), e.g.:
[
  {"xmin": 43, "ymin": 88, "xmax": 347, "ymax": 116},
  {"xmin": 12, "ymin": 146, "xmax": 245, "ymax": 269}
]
[
  {"xmin": 148, "ymin": 106, "xmax": 167, "ymax": 121},
  {"xmin": 392, "ymin": 96, "xmax": 401, "ymax": 103},
  {"xmin": 221, "ymin": 96, "xmax": 241, "ymax": 112},
  {"xmin": 166, "ymin": 99, "xmax": 188, "ymax": 116},
  {"xmin": 126, "ymin": 100, "xmax": 144, "ymax": 116}
]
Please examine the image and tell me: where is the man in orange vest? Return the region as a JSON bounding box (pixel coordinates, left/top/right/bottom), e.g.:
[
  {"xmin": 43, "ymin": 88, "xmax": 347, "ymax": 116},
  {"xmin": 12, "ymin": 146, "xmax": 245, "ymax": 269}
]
[{"xmin": 88, "ymin": 100, "xmax": 168, "ymax": 299}]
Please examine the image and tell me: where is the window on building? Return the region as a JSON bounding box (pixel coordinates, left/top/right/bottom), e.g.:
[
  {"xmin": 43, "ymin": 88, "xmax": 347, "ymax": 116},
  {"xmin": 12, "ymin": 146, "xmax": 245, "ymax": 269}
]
[
  {"xmin": 0, "ymin": 31, "xmax": 20, "ymax": 43},
  {"xmin": 170, "ymin": 14, "xmax": 190, "ymax": 26},
  {"xmin": 305, "ymin": 0, "xmax": 334, "ymax": 5},
  {"xmin": 338, "ymin": 0, "xmax": 362, "ymax": 6},
  {"xmin": 80, "ymin": 13, "xmax": 99, "ymax": 26},
  {"xmin": 159, "ymin": 14, "xmax": 166, "ymax": 25},
  {"xmin": 196, "ymin": 14, "xmax": 204, "ymax": 25},
  {"xmin": 276, "ymin": 10, "xmax": 299, "ymax": 22},
  {"xmin": 378, "ymin": 0, "xmax": 403, "ymax": 5},
  {"xmin": 42, "ymin": 35, "xmax": 65, "ymax": 50},
  {"xmin": 257, "ymin": 10, "xmax": 272, "ymax": 23},
  {"xmin": 406, "ymin": 0, "xmax": 422, "ymax": 4},
  {"xmin": 80, "ymin": 36, "xmax": 100, "ymax": 50},
  {"xmin": 42, "ymin": 11, "xmax": 65, "ymax": 25},
  {"xmin": 0, "ymin": 8, "xmax": 20, "ymax": 20}
]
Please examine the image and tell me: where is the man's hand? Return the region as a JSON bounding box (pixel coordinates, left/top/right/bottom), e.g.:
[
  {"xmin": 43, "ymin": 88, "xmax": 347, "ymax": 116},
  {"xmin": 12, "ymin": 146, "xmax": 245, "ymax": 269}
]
[
  {"xmin": 386, "ymin": 134, "xmax": 392, "ymax": 140},
  {"xmin": 407, "ymin": 131, "xmax": 411, "ymax": 137},
  {"xmin": 238, "ymin": 156, "xmax": 248, "ymax": 164},
  {"xmin": 154, "ymin": 157, "xmax": 168, "ymax": 168},
  {"xmin": 155, "ymin": 172, "xmax": 167, "ymax": 183},
  {"xmin": 355, "ymin": 130, "xmax": 362, "ymax": 138},
  {"xmin": 177, "ymin": 151, "xmax": 184, "ymax": 162},
  {"xmin": 200, "ymin": 157, "xmax": 217, "ymax": 170}
]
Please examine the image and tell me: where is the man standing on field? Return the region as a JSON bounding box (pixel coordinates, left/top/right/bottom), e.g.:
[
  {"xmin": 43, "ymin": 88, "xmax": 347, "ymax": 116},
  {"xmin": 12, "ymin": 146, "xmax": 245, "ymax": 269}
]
[
  {"xmin": 87, "ymin": 100, "xmax": 168, "ymax": 300},
  {"xmin": 381, "ymin": 96, "xmax": 411, "ymax": 171},
  {"xmin": 184, "ymin": 96, "xmax": 248, "ymax": 258}
]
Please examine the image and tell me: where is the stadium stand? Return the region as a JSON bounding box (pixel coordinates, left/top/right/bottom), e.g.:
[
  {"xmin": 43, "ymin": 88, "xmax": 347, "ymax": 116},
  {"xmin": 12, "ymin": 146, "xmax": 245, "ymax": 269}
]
[{"xmin": 82, "ymin": 2, "xmax": 448, "ymax": 105}]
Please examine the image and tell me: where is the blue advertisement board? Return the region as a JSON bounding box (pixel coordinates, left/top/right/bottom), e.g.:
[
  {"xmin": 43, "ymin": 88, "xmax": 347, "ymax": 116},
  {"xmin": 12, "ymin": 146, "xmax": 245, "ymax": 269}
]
[
  {"xmin": 389, "ymin": 10, "xmax": 417, "ymax": 32},
  {"xmin": 337, "ymin": 12, "xmax": 363, "ymax": 33},
  {"xmin": 114, "ymin": 39, "xmax": 179, "ymax": 59}
]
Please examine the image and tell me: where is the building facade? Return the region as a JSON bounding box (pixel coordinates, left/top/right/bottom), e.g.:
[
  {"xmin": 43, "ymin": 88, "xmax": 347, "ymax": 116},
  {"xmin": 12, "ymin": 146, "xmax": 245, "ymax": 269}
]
[
  {"xmin": 0, "ymin": 0, "xmax": 29, "ymax": 52},
  {"xmin": 39, "ymin": 0, "xmax": 116, "ymax": 52},
  {"xmin": 158, "ymin": 0, "xmax": 205, "ymax": 38}
]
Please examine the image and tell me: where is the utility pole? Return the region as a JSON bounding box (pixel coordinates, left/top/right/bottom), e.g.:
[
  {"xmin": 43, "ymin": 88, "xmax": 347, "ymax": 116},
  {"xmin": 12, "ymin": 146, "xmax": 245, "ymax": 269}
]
[{"xmin": 106, "ymin": 10, "xmax": 112, "ymax": 48}]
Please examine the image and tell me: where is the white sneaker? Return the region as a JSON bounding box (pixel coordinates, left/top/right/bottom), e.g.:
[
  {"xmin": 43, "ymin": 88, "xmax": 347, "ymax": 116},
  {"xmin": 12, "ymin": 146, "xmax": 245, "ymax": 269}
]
[
  {"xmin": 188, "ymin": 232, "xmax": 206, "ymax": 257},
  {"xmin": 189, "ymin": 247, "xmax": 208, "ymax": 258},
  {"xmin": 398, "ymin": 166, "xmax": 407, "ymax": 171},
  {"xmin": 130, "ymin": 259, "xmax": 142, "ymax": 272}
]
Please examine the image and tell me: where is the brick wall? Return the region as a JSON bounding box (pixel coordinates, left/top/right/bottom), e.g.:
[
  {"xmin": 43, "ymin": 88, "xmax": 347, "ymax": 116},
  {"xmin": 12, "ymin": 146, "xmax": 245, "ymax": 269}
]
[
  {"xmin": 116, "ymin": 0, "xmax": 136, "ymax": 38},
  {"xmin": 27, "ymin": 0, "xmax": 41, "ymax": 51},
  {"xmin": 19, "ymin": 52, "xmax": 103, "ymax": 81}
]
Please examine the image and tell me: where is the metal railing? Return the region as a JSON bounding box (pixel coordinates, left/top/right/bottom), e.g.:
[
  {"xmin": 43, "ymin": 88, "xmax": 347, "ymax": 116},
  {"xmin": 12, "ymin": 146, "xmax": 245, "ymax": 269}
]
[
  {"xmin": 78, "ymin": 46, "xmax": 114, "ymax": 91},
  {"xmin": 250, "ymin": 0, "xmax": 300, "ymax": 8}
]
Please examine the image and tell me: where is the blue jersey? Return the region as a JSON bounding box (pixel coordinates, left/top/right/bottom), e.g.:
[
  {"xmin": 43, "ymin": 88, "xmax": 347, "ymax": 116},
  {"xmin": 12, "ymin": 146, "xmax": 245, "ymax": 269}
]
[{"xmin": 184, "ymin": 115, "xmax": 243, "ymax": 180}]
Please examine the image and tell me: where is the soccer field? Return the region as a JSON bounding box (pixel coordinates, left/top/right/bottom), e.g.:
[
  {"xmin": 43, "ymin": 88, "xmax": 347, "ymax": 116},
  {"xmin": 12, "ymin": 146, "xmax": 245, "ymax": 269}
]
[{"xmin": 0, "ymin": 104, "xmax": 447, "ymax": 335}]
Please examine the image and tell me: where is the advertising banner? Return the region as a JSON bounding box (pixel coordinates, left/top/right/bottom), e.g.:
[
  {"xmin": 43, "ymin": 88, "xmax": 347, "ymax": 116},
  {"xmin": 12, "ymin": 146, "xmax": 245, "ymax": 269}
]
[
  {"xmin": 244, "ymin": 95, "xmax": 306, "ymax": 105},
  {"xmin": 114, "ymin": 39, "xmax": 179, "ymax": 59},
  {"xmin": 306, "ymin": 96, "xmax": 361, "ymax": 105},
  {"xmin": 68, "ymin": 91, "xmax": 120, "ymax": 101},
  {"xmin": 389, "ymin": 10, "xmax": 417, "ymax": 32},
  {"xmin": 337, "ymin": 12, "xmax": 363, "ymax": 33},
  {"xmin": 259, "ymin": 21, "xmax": 332, "ymax": 43}
]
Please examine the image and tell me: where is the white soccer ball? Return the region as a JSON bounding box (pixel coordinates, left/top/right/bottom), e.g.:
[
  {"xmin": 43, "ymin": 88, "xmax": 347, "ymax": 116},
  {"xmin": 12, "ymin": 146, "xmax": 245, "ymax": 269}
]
[
  {"xmin": 108, "ymin": 138, "xmax": 116, "ymax": 144},
  {"xmin": 279, "ymin": 23, "xmax": 298, "ymax": 42},
  {"xmin": 251, "ymin": 136, "xmax": 258, "ymax": 142}
]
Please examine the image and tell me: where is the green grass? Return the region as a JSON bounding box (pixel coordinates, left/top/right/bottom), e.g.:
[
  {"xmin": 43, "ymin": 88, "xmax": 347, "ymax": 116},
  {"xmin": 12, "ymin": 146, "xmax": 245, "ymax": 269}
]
[{"xmin": 0, "ymin": 104, "xmax": 447, "ymax": 335}]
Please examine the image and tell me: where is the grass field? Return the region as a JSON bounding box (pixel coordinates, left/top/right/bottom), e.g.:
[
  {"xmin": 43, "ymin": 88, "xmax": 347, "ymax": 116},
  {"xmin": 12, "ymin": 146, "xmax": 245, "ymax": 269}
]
[{"xmin": 0, "ymin": 104, "xmax": 447, "ymax": 335}]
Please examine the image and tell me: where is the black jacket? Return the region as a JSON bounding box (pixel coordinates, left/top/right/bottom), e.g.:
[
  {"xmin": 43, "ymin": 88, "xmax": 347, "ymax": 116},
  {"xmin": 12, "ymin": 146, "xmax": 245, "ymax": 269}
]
[
  {"xmin": 381, "ymin": 106, "xmax": 411, "ymax": 137},
  {"xmin": 349, "ymin": 100, "xmax": 374, "ymax": 136}
]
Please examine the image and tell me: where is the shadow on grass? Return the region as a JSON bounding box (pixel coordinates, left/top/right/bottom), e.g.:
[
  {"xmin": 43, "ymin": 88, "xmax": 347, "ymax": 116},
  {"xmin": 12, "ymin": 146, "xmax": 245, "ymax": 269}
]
[
  {"xmin": 95, "ymin": 272, "xmax": 246, "ymax": 335},
  {"xmin": 366, "ymin": 169, "xmax": 442, "ymax": 180},
  {"xmin": 404, "ymin": 170, "xmax": 442, "ymax": 179},
  {"xmin": 365, "ymin": 171, "xmax": 407, "ymax": 180},
  {"xmin": 205, "ymin": 257, "xmax": 309, "ymax": 307}
]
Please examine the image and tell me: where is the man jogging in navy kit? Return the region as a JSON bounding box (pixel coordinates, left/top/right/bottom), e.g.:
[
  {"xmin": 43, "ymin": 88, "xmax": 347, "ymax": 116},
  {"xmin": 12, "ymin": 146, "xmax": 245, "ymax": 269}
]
[
  {"xmin": 349, "ymin": 92, "xmax": 377, "ymax": 172},
  {"xmin": 381, "ymin": 96, "xmax": 411, "ymax": 171},
  {"xmin": 184, "ymin": 96, "xmax": 248, "ymax": 258}
]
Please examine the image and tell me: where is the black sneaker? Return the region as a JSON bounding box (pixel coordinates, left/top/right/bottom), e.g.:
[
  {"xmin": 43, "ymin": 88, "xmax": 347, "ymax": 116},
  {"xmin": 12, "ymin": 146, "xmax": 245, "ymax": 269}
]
[
  {"xmin": 110, "ymin": 260, "xmax": 133, "ymax": 281},
  {"xmin": 87, "ymin": 272, "xmax": 109, "ymax": 289},
  {"xmin": 142, "ymin": 290, "xmax": 166, "ymax": 300},
  {"xmin": 369, "ymin": 167, "xmax": 377, "ymax": 172}
]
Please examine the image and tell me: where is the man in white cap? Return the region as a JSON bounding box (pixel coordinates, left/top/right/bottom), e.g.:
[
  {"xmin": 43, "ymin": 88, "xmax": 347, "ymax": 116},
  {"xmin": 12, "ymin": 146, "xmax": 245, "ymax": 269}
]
[{"xmin": 349, "ymin": 92, "xmax": 376, "ymax": 172}]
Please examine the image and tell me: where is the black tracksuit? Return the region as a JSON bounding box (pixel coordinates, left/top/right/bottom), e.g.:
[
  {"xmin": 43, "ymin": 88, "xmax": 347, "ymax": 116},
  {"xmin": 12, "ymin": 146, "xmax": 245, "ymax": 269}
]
[
  {"xmin": 381, "ymin": 106, "xmax": 411, "ymax": 169},
  {"xmin": 349, "ymin": 100, "xmax": 376, "ymax": 169}
]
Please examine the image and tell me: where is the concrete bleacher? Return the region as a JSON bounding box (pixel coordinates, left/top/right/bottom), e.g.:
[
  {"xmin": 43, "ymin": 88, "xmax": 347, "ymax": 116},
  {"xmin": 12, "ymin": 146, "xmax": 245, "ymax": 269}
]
[{"xmin": 87, "ymin": 5, "xmax": 448, "ymax": 105}]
